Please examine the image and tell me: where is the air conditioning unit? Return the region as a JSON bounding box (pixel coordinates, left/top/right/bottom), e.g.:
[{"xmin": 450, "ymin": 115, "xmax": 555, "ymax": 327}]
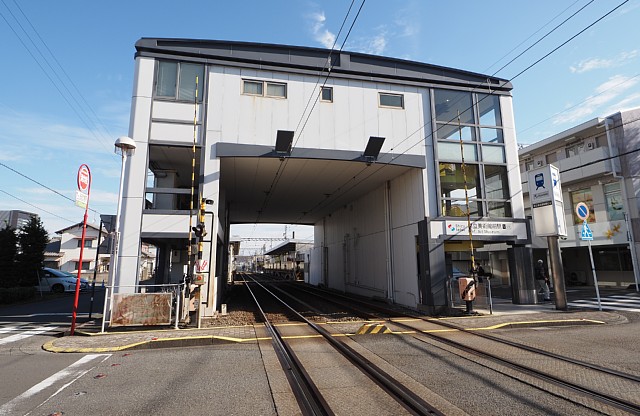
[
  {"xmin": 536, "ymin": 160, "xmax": 543, "ymax": 167},
  {"xmin": 586, "ymin": 141, "xmax": 594, "ymax": 149}
]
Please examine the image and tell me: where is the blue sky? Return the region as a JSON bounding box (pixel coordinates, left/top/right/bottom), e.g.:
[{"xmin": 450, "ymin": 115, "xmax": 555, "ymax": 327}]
[{"xmin": 1, "ymin": 1, "xmax": 639, "ymax": 254}]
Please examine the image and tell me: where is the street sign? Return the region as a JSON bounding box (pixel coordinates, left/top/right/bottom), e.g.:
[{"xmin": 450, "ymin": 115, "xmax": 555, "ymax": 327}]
[
  {"xmin": 575, "ymin": 202, "xmax": 589, "ymax": 221},
  {"xmin": 77, "ymin": 164, "xmax": 90, "ymax": 193},
  {"xmin": 581, "ymin": 221, "xmax": 593, "ymax": 241}
]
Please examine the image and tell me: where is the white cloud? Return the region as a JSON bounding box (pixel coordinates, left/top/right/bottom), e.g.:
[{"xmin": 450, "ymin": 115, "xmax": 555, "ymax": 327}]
[
  {"xmin": 553, "ymin": 75, "xmax": 639, "ymax": 124},
  {"xmin": 570, "ymin": 50, "xmax": 638, "ymax": 73},
  {"xmin": 308, "ymin": 12, "xmax": 336, "ymax": 49}
]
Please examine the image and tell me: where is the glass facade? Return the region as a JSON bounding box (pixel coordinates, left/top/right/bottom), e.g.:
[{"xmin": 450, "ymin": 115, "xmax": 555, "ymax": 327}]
[
  {"xmin": 434, "ymin": 89, "xmax": 510, "ymax": 218},
  {"xmin": 604, "ymin": 183, "xmax": 624, "ymax": 221}
]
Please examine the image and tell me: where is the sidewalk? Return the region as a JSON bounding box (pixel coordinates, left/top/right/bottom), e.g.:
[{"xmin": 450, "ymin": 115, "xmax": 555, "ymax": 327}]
[{"xmin": 43, "ymin": 298, "xmax": 624, "ymax": 353}]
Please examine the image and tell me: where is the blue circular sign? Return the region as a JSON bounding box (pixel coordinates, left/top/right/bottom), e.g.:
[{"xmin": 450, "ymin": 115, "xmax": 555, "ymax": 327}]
[{"xmin": 575, "ymin": 202, "xmax": 589, "ymax": 220}]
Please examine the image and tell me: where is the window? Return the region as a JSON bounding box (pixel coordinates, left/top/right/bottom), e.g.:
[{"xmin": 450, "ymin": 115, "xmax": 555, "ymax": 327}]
[
  {"xmin": 242, "ymin": 79, "xmax": 287, "ymax": 98},
  {"xmin": 570, "ymin": 189, "xmax": 595, "ymax": 224},
  {"xmin": 436, "ymin": 123, "xmax": 475, "ymax": 141},
  {"xmin": 379, "ymin": 93, "xmax": 404, "ymax": 108},
  {"xmin": 545, "ymin": 152, "xmax": 558, "ymax": 164},
  {"xmin": 525, "ymin": 159, "xmax": 534, "ymax": 171},
  {"xmin": 604, "ymin": 183, "xmax": 624, "ymax": 221},
  {"xmin": 438, "ymin": 142, "xmax": 477, "ymax": 162},
  {"xmin": 594, "ymin": 247, "xmax": 632, "ymax": 271},
  {"xmin": 439, "ymin": 162, "xmax": 482, "ymax": 217},
  {"xmin": 75, "ymin": 261, "xmax": 91, "ymax": 271},
  {"xmin": 266, "ymin": 82, "xmax": 287, "ymax": 98},
  {"xmin": 566, "ymin": 142, "xmax": 584, "ymax": 158},
  {"xmin": 477, "ymin": 94, "xmax": 502, "ymax": 126},
  {"xmin": 479, "ymin": 128, "xmax": 503, "ymax": 143},
  {"xmin": 321, "ymin": 87, "xmax": 333, "ymax": 102},
  {"xmin": 155, "ymin": 61, "xmax": 204, "ymax": 102},
  {"xmin": 243, "ymin": 80, "xmax": 263, "ymax": 95},
  {"xmin": 77, "ymin": 240, "xmax": 92, "ymax": 248},
  {"xmin": 434, "ymin": 89, "xmax": 473, "ymax": 124},
  {"xmin": 482, "ymin": 145, "xmax": 505, "ymax": 163}
]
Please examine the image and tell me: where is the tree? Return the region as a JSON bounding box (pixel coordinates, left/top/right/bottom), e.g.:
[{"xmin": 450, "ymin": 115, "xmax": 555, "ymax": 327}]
[
  {"xmin": 0, "ymin": 225, "xmax": 18, "ymax": 287},
  {"xmin": 15, "ymin": 216, "xmax": 49, "ymax": 287}
]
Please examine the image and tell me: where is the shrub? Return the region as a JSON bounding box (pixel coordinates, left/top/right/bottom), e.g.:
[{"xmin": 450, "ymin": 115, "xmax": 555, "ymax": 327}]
[{"xmin": 0, "ymin": 286, "xmax": 36, "ymax": 304}]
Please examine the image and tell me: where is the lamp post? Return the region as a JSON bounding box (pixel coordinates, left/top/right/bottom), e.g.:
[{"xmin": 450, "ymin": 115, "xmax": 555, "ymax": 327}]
[{"xmin": 102, "ymin": 136, "xmax": 136, "ymax": 332}]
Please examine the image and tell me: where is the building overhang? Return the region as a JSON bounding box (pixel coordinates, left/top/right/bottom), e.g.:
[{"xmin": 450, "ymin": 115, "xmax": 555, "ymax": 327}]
[{"xmin": 215, "ymin": 143, "xmax": 425, "ymax": 225}]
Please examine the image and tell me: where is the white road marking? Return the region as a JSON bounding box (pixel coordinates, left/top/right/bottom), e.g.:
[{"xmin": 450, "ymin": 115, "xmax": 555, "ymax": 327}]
[
  {"xmin": 0, "ymin": 353, "xmax": 111, "ymax": 415},
  {"xmin": 0, "ymin": 326, "xmax": 20, "ymax": 335},
  {"xmin": 0, "ymin": 326, "xmax": 59, "ymax": 345}
]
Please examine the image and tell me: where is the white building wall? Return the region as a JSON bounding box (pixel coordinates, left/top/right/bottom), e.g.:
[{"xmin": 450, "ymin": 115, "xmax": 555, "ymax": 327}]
[
  {"xmin": 116, "ymin": 56, "xmax": 155, "ymax": 291},
  {"xmin": 205, "ymin": 66, "xmax": 425, "ymax": 157},
  {"xmin": 314, "ymin": 168, "xmax": 425, "ymax": 306}
]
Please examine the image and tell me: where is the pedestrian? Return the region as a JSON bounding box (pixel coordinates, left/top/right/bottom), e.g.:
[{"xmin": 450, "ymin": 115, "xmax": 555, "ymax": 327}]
[{"xmin": 534, "ymin": 259, "xmax": 551, "ymax": 301}]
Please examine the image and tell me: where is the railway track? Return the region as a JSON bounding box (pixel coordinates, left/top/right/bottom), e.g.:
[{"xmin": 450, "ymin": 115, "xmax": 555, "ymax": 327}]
[
  {"xmin": 242, "ymin": 275, "xmax": 444, "ymax": 415},
  {"xmin": 278, "ymin": 281, "xmax": 640, "ymax": 415}
]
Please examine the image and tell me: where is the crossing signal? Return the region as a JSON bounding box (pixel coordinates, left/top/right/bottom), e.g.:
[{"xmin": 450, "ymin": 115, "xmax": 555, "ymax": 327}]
[{"xmin": 192, "ymin": 223, "xmax": 207, "ymax": 238}]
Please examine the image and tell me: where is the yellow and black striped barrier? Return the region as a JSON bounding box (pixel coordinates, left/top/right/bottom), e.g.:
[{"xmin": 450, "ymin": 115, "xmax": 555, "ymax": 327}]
[{"xmin": 356, "ymin": 323, "xmax": 391, "ymax": 335}]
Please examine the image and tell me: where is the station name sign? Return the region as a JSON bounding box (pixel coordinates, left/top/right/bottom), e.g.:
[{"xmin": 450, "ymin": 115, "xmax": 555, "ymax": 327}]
[
  {"xmin": 527, "ymin": 164, "xmax": 567, "ymax": 237},
  {"xmin": 445, "ymin": 220, "xmax": 513, "ymax": 236}
]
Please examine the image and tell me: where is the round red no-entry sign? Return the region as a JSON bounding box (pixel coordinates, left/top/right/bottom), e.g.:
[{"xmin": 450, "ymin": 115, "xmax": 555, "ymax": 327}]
[{"xmin": 77, "ymin": 164, "xmax": 91, "ymax": 193}]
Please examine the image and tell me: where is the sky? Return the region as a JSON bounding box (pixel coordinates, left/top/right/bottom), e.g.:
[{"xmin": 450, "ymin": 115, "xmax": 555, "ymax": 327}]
[{"xmin": 1, "ymin": 0, "xmax": 639, "ymax": 255}]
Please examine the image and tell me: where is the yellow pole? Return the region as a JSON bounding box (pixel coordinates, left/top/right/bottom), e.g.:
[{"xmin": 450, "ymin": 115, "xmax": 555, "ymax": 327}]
[{"xmin": 457, "ymin": 112, "xmax": 476, "ymax": 278}]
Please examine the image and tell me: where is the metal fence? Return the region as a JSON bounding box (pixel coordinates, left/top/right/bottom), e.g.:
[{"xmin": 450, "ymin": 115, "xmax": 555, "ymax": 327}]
[{"xmin": 101, "ymin": 283, "xmax": 184, "ymax": 332}]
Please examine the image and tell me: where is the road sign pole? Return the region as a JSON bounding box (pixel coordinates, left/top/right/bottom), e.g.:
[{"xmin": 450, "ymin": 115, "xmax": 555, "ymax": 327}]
[
  {"xmin": 71, "ymin": 164, "xmax": 91, "ymax": 335},
  {"xmin": 586, "ymin": 231, "xmax": 602, "ymax": 311}
]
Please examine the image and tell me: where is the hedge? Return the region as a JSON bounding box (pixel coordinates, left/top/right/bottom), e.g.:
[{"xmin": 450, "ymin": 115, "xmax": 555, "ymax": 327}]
[{"xmin": 0, "ymin": 286, "xmax": 36, "ymax": 304}]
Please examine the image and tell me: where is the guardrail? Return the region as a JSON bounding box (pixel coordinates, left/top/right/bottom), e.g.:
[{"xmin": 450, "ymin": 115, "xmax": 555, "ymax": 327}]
[{"xmin": 101, "ymin": 283, "xmax": 184, "ymax": 332}]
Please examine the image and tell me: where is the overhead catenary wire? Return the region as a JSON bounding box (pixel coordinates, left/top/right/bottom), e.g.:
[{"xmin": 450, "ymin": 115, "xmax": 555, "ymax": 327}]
[
  {"xmin": 291, "ymin": 0, "xmax": 630, "ymax": 224},
  {"xmin": 252, "ymin": 0, "xmax": 367, "ymax": 226}
]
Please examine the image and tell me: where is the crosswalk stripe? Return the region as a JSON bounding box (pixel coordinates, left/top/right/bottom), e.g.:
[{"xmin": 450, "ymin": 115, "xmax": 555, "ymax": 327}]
[
  {"xmin": 0, "ymin": 325, "xmax": 59, "ymax": 345},
  {"xmin": 0, "ymin": 326, "xmax": 20, "ymax": 335},
  {"xmin": 568, "ymin": 296, "xmax": 640, "ymax": 312}
]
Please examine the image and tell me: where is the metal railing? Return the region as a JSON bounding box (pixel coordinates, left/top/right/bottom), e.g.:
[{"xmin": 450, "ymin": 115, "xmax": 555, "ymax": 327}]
[{"xmin": 101, "ymin": 282, "xmax": 184, "ymax": 332}]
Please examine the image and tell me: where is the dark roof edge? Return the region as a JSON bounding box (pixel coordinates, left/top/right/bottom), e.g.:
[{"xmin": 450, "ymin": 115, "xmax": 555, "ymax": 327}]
[{"xmin": 135, "ymin": 38, "xmax": 512, "ymax": 93}]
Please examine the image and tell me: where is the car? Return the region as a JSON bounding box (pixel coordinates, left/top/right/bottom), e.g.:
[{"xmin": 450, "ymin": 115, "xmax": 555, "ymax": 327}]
[{"xmin": 35, "ymin": 267, "xmax": 89, "ymax": 293}]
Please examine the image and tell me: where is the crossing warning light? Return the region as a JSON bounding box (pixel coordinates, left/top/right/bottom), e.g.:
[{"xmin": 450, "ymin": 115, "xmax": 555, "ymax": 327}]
[{"xmin": 192, "ymin": 223, "xmax": 207, "ymax": 238}]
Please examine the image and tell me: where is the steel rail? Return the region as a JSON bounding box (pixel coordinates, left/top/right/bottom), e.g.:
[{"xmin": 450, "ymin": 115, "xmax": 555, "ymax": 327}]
[
  {"xmin": 249, "ymin": 276, "xmax": 444, "ymax": 416},
  {"xmin": 242, "ymin": 276, "xmax": 333, "ymax": 416},
  {"xmin": 291, "ymin": 283, "xmax": 640, "ymax": 414}
]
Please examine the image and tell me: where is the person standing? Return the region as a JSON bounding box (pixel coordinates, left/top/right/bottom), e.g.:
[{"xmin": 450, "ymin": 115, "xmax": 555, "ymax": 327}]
[{"xmin": 534, "ymin": 259, "xmax": 551, "ymax": 301}]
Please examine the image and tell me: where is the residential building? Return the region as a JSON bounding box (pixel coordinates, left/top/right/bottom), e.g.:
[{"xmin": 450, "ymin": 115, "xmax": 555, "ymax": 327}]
[
  {"xmin": 0, "ymin": 210, "xmax": 37, "ymax": 230},
  {"xmin": 55, "ymin": 222, "xmax": 109, "ymax": 281},
  {"xmin": 116, "ymin": 38, "xmax": 528, "ymax": 321},
  {"xmin": 519, "ymin": 108, "xmax": 640, "ymax": 288}
]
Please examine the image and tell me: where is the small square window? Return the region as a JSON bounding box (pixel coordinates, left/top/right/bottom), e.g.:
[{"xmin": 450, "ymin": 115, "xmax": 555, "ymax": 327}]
[
  {"xmin": 321, "ymin": 87, "xmax": 333, "ymax": 102},
  {"xmin": 379, "ymin": 93, "xmax": 404, "ymax": 108},
  {"xmin": 266, "ymin": 82, "xmax": 287, "ymax": 98},
  {"xmin": 243, "ymin": 80, "xmax": 263, "ymax": 95}
]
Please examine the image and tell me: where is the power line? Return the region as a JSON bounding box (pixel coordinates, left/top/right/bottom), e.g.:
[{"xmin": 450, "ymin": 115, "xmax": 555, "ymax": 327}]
[
  {"xmin": 0, "ymin": 188, "xmax": 76, "ymax": 224},
  {"xmin": 291, "ymin": 1, "xmax": 630, "ymax": 224},
  {"xmin": 253, "ymin": 0, "xmax": 367, "ymax": 225},
  {"xmin": 0, "ymin": 162, "xmax": 102, "ymax": 215},
  {"xmin": 0, "ymin": 1, "xmax": 115, "ymax": 156}
]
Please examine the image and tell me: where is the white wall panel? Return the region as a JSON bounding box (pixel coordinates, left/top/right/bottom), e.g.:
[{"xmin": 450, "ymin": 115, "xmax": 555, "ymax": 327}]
[
  {"xmin": 150, "ymin": 122, "xmax": 202, "ymax": 144},
  {"xmin": 153, "ymin": 101, "xmax": 201, "ymax": 122}
]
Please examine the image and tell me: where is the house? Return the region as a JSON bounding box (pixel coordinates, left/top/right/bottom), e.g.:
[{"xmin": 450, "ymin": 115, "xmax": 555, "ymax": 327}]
[
  {"xmin": 55, "ymin": 222, "xmax": 110, "ymax": 281},
  {"xmin": 115, "ymin": 38, "xmax": 529, "ymax": 323},
  {"xmin": 519, "ymin": 108, "xmax": 640, "ymax": 288}
]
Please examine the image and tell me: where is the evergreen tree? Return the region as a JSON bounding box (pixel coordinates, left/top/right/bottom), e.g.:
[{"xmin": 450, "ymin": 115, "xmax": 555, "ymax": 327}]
[
  {"xmin": 16, "ymin": 216, "xmax": 49, "ymax": 287},
  {"xmin": 0, "ymin": 225, "xmax": 18, "ymax": 287}
]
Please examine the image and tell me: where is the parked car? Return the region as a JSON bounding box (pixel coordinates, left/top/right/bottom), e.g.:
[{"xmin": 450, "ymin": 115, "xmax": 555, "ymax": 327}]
[{"xmin": 36, "ymin": 267, "xmax": 89, "ymax": 293}]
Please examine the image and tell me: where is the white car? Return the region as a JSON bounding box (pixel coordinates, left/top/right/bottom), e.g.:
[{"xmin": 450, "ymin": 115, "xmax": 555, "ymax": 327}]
[{"xmin": 36, "ymin": 267, "xmax": 89, "ymax": 293}]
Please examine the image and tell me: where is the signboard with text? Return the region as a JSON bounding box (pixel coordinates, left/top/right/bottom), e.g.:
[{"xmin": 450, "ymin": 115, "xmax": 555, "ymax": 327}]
[{"xmin": 528, "ymin": 164, "xmax": 567, "ymax": 237}]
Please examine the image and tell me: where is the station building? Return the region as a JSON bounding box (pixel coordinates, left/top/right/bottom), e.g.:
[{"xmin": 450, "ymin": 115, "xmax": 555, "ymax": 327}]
[
  {"xmin": 115, "ymin": 38, "xmax": 529, "ymax": 321},
  {"xmin": 519, "ymin": 109, "xmax": 640, "ymax": 288}
]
